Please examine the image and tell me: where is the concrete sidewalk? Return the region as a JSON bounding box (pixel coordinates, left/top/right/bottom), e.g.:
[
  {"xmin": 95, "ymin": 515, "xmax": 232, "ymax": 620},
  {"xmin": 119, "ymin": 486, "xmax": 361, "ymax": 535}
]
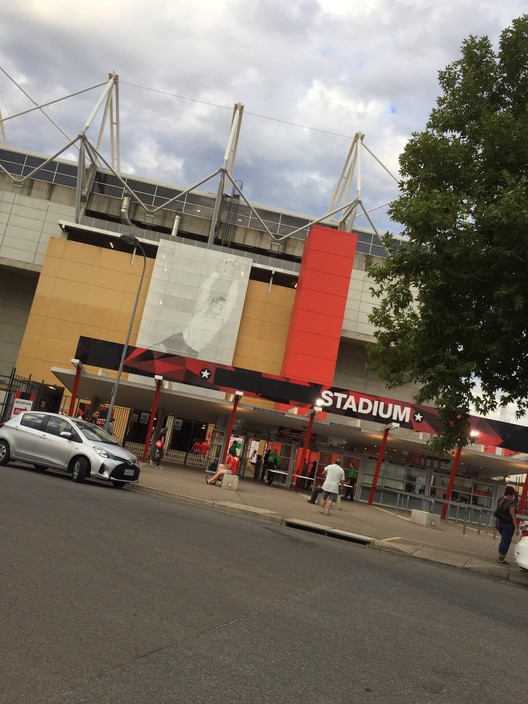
[{"xmin": 132, "ymin": 460, "xmax": 528, "ymax": 587}]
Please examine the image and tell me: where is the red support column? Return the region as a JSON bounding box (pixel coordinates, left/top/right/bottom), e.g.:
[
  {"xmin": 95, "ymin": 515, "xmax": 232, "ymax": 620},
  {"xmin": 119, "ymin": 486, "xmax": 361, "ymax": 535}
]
[
  {"xmin": 222, "ymin": 392, "xmax": 243, "ymax": 463},
  {"xmin": 67, "ymin": 360, "xmax": 84, "ymax": 417},
  {"xmin": 518, "ymin": 474, "xmax": 528, "ymax": 515},
  {"xmin": 368, "ymin": 426, "xmax": 390, "ymax": 505},
  {"xmin": 441, "ymin": 445, "xmax": 462, "ymax": 520},
  {"xmin": 295, "ymin": 409, "xmax": 318, "ymax": 490},
  {"xmin": 68, "ymin": 366, "xmax": 82, "ymax": 417},
  {"xmin": 142, "ymin": 376, "xmax": 163, "ymax": 462}
]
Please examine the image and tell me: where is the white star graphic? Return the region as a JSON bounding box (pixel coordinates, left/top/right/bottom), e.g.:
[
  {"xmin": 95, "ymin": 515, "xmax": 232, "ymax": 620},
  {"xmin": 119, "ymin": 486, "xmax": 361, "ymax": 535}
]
[
  {"xmin": 200, "ymin": 368, "xmax": 211, "ymax": 380},
  {"xmin": 414, "ymin": 412, "xmax": 424, "ymax": 423}
]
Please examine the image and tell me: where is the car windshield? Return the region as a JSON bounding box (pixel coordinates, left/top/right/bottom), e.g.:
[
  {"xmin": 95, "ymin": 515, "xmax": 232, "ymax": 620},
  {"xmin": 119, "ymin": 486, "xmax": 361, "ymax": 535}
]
[{"xmin": 72, "ymin": 419, "xmax": 119, "ymax": 445}]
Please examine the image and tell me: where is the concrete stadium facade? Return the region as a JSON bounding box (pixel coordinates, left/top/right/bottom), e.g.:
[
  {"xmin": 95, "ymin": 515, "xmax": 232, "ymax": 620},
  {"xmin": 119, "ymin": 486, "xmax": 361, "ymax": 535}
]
[{"xmin": 0, "ymin": 138, "xmax": 526, "ymax": 519}]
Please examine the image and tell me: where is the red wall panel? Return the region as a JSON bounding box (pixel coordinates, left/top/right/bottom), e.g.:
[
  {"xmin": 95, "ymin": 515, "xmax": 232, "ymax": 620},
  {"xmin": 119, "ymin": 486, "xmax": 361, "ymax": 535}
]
[{"xmin": 281, "ymin": 225, "xmax": 357, "ymax": 385}]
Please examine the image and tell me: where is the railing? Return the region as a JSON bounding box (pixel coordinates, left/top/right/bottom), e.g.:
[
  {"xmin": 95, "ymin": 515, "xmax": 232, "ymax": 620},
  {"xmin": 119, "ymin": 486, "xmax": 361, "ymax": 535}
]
[
  {"xmin": 393, "ymin": 491, "xmax": 435, "ymax": 515},
  {"xmin": 124, "ymin": 442, "xmax": 210, "ymax": 468},
  {"xmin": 373, "ymin": 486, "xmax": 497, "ymax": 536}
]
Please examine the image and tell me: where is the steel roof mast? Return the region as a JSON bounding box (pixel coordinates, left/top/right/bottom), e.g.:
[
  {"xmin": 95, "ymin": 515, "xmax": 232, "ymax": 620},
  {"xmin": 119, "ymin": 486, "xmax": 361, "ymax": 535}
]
[
  {"xmin": 327, "ymin": 130, "xmax": 399, "ymax": 236},
  {"xmin": 208, "ymin": 102, "xmax": 244, "ymax": 244},
  {"xmin": 0, "ymin": 69, "xmax": 121, "ymax": 223}
]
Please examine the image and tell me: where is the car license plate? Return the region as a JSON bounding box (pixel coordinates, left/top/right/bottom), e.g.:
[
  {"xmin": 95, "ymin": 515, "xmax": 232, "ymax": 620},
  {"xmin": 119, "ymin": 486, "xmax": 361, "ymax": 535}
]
[{"xmin": 124, "ymin": 469, "xmax": 135, "ymax": 476}]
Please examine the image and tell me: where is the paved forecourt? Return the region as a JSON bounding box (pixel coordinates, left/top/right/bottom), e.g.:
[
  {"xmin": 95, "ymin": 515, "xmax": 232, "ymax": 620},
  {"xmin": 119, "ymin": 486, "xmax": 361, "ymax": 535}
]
[{"xmin": 133, "ymin": 459, "xmax": 528, "ymax": 587}]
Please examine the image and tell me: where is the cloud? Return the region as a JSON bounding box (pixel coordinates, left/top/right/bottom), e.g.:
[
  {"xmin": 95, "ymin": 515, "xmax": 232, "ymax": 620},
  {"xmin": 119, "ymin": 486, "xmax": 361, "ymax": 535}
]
[{"xmin": 1, "ymin": 0, "xmax": 526, "ymax": 232}]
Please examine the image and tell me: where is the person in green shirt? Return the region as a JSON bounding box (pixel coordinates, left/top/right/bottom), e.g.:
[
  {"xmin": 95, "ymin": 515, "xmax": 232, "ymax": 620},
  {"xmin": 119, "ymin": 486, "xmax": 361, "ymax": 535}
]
[
  {"xmin": 344, "ymin": 466, "xmax": 357, "ymax": 501},
  {"xmin": 265, "ymin": 449, "xmax": 281, "ymax": 485}
]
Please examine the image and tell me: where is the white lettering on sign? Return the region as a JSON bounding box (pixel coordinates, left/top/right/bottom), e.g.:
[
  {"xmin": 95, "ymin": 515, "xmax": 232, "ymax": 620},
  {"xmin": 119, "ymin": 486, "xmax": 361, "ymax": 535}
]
[{"xmin": 319, "ymin": 390, "xmax": 411, "ymax": 424}]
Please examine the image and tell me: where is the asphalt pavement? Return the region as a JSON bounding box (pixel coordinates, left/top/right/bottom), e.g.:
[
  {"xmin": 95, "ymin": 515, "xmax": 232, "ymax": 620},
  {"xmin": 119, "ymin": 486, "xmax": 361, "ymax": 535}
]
[{"xmin": 133, "ymin": 458, "xmax": 528, "ymax": 587}]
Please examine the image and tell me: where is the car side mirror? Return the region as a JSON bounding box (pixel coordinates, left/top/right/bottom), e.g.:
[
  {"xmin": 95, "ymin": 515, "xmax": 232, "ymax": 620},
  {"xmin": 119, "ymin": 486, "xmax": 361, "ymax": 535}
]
[{"xmin": 60, "ymin": 431, "xmax": 73, "ymax": 439}]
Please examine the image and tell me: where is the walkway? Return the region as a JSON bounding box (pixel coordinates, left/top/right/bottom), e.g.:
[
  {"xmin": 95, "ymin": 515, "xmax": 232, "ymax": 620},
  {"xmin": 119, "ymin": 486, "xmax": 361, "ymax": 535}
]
[{"xmin": 133, "ymin": 460, "xmax": 527, "ymax": 588}]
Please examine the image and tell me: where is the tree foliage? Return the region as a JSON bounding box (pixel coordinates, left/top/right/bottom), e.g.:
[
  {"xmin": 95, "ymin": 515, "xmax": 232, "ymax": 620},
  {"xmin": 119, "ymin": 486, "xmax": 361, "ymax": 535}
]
[{"xmin": 367, "ymin": 16, "xmax": 528, "ymax": 452}]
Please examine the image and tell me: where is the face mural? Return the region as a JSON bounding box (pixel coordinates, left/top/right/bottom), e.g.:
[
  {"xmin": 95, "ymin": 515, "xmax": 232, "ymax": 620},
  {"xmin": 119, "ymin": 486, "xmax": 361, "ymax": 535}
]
[{"xmin": 136, "ymin": 241, "xmax": 251, "ymax": 365}]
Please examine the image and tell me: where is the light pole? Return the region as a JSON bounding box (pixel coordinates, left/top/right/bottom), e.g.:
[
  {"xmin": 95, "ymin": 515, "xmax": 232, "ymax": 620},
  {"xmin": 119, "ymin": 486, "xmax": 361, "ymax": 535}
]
[{"xmin": 104, "ymin": 234, "xmax": 147, "ymax": 433}]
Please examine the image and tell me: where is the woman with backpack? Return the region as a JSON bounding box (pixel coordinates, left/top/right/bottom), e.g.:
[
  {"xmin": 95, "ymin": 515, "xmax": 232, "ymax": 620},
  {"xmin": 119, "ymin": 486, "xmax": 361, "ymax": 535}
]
[
  {"xmin": 151, "ymin": 427, "xmax": 168, "ymax": 469},
  {"xmin": 495, "ymin": 485, "xmax": 520, "ymax": 565}
]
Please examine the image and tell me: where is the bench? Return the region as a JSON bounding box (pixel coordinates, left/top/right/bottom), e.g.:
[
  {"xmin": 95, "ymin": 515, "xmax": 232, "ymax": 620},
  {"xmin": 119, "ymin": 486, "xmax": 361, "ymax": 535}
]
[
  {"xmin": 221, "ymin": 473, "xmax": 239, "ymax": 491},
  {"xmin": 292, "ymin": 474, "xmax": 315, "ymax": 489},
  {"xmin": 266, "ymin": 469, "xmax": 288, "ymax": 485}
]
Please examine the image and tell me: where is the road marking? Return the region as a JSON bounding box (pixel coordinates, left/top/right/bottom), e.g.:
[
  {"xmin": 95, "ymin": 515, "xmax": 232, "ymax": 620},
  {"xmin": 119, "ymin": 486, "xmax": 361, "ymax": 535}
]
[{"xmin": 381, "ymin": 536, "xmax": 403, "ymax": 542}]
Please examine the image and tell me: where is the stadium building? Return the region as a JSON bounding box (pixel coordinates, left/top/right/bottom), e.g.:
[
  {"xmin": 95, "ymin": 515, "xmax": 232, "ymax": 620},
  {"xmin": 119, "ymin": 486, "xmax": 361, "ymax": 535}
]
[{"xmin": 1, "ymin": 75, "xmax": 527, "ymax": 517}]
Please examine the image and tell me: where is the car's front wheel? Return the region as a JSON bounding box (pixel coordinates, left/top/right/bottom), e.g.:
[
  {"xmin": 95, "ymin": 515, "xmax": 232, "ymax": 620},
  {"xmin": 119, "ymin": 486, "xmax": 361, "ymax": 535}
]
[
  {"xmin": 0, "ymin": 440, "xmax": 10, "ymax": 465},
  {"xmin": 71, "ymin": 457, "xmax": 89, "ymax": 483}
]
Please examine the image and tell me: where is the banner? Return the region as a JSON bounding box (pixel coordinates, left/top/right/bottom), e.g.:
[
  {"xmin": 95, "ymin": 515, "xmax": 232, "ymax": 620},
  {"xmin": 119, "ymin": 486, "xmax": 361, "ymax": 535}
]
[{"xmin": 74, "ymin": 336, "xmax": 528, "ymax": 453}]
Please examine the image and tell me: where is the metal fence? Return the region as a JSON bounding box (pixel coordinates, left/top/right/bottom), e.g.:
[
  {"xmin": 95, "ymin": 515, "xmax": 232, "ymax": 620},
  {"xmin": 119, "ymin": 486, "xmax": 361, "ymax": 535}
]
[{"xmin": 0, "ymin": 368, "xmax": 63, "ymax": 421}]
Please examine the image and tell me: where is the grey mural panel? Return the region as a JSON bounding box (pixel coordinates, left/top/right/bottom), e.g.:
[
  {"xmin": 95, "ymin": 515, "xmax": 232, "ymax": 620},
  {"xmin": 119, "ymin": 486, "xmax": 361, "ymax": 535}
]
[{"xmin": 132, "ymin": 241, "xmax": 251, "ymax": 399}]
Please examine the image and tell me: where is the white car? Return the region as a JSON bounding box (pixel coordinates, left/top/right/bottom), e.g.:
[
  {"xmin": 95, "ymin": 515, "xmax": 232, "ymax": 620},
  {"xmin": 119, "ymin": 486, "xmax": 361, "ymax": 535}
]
[
  {"xmin": 514, "ymin": 520, "xmax": 528, "ymax": 571},
  {"xmin": 0, "ymin": 411, "xmax": 140, "ymax": 489}
]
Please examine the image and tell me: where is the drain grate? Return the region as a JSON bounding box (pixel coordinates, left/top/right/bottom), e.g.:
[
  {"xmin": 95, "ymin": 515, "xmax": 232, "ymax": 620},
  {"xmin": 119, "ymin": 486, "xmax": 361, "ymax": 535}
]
[{"xmin": 283, "ymin": 519, "xmax": 372, "ymax": 545}]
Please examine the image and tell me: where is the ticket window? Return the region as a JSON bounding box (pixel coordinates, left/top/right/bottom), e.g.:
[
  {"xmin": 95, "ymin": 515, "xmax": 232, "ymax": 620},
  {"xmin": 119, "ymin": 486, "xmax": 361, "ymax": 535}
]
[
  {"xmin": 472, "ymin": 482, "xmax": 493, "ymax": 508},
  {"xmin": 430, "ymin": 473, "xmax": 479, "ymax": 504},
  {"xmin": 404, "ymin": 469, "xmax": 427, "ymax": 495}
]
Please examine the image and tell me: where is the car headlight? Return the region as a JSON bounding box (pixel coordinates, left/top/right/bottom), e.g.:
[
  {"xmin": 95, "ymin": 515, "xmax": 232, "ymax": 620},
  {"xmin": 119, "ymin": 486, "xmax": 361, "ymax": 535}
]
[{"xmin": 93, "ymin": 446, "xmax": 117, "ymax": 460}]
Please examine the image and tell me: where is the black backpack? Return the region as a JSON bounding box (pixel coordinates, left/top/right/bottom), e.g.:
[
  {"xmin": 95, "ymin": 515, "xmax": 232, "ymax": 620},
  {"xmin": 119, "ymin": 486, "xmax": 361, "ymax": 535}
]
[{"xmin": 494, "ymin": 498, "xmax": 512, "ymax": 522}]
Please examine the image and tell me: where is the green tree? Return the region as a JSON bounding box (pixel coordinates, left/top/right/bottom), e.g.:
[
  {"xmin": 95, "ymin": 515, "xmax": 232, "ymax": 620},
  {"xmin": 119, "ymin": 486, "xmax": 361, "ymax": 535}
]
[{"xmin": 368, "ymin": 16, "xmax": 528, "ymax": 452}]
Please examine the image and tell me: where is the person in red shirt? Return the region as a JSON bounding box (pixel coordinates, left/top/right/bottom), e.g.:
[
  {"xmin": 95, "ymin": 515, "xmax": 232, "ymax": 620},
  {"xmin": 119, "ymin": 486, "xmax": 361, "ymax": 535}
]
[
  {"xmin": 206, "ymin": 449, "xmax": 238, "ymax": 485},
  {"xmin": 151, "ymin": 427, "xmax": 167, "ymax": 469}
]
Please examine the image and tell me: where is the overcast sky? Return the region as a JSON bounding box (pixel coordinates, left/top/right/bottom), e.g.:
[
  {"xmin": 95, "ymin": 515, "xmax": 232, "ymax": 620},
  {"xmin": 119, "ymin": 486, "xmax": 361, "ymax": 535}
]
[{"xmin": 1, "ymin": 0, "xmax": 527, "ymax": 235}]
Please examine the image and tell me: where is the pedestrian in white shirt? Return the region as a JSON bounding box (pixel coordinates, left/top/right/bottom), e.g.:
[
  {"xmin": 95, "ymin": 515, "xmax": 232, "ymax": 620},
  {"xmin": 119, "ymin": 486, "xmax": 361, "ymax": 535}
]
[{"xmin": 319, "ymin": 459, "xmax": 345, "ymax": 516}]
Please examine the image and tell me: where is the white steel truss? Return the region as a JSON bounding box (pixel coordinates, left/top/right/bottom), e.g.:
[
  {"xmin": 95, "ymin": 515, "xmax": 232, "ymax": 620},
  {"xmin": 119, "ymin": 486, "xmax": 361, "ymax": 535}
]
[{"xmin": 0, "ymin": 71, "xmax": 397, "ymax": 241}]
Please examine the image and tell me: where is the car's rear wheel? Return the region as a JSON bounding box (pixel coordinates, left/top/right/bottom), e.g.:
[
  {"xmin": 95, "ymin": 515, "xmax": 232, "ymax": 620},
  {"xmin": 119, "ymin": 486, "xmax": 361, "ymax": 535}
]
[
  {"xmin": 33, "ymin": 465, "xmax": 48, "ymax": 472},
  {"xmin": 0, "ymin": 440, "xmax": 10, "ymax": 465},
  {"xmin": 112, "ymin": 480, "xmax": 126, "ymax": 489},
  {"xmin": 71, "ymin": 457, "xmax": 89, "ymax": 483}
]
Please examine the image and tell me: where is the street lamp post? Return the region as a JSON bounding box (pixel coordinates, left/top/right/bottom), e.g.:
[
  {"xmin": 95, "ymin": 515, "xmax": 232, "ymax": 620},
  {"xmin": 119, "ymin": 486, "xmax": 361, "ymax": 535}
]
[{"xmin": 104, "ymin": 234, "xmax": 147, "ymax": 433}]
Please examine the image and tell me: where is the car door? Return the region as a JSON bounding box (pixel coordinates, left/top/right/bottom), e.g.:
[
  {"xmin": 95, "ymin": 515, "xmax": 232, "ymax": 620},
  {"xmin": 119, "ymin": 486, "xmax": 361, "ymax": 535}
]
[
  {"xmin": 34, "ymin": 415, "xmax": 78, "ymax": 469},
  {"xmin": 12, "ymin": 412, "xmax": 47, "ymax": 461}
]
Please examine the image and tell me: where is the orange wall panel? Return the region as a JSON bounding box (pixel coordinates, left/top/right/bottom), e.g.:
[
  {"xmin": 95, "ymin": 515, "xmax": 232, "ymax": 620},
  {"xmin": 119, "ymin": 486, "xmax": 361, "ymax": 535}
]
[
  {"xmin": 232, "ymin": 280, "xmax": 294, "ymax": 377},
  {"xmin": 15, "ymin": 238, "xmax": 153, "ymax": 384}
]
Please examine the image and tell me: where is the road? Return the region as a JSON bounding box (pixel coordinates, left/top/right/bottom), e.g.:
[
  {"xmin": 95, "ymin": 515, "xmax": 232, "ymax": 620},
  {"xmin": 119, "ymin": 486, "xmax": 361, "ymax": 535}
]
[{"xmin": 1, "ymin": 465, "xmax": 527, "ymax": 704}]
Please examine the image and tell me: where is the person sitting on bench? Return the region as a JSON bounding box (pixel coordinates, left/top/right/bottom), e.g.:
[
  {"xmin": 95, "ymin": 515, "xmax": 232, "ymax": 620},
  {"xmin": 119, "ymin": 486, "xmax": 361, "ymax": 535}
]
[{"xmin": 206, "ymin": 449, "xmax": 239, "ymax": 485}]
